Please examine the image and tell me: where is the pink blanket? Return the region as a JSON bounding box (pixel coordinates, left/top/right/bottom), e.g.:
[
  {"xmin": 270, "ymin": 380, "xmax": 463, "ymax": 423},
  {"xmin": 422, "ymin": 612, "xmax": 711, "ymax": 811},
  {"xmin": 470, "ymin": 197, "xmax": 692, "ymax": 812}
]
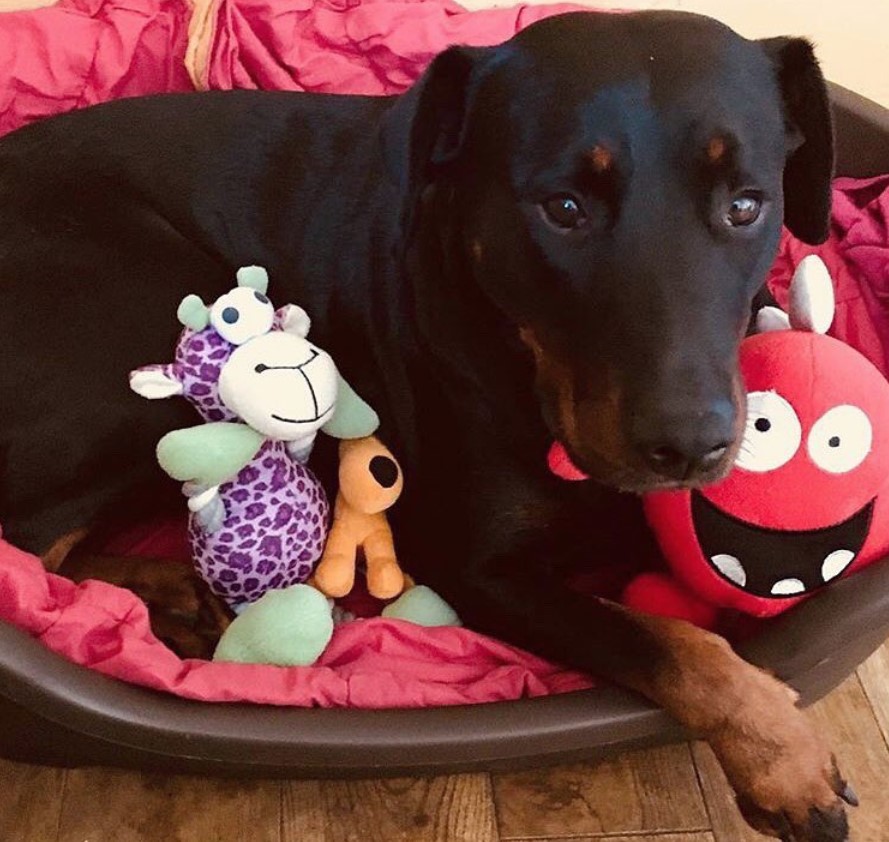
[
  {"xmin": 1, "ymin": 0, "xmax": 888, "ymax": 709},
  {"xmin": 0, "ymin": 0, "xmax": 583, "ymax": 135}
]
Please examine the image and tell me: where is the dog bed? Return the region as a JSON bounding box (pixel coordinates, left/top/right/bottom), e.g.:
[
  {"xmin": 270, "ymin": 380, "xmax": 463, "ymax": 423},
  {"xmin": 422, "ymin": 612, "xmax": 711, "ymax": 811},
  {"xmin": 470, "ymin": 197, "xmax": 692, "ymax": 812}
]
[{"xmin": 2, "ymin": 0, "xmax": 889, "ymax": 776}]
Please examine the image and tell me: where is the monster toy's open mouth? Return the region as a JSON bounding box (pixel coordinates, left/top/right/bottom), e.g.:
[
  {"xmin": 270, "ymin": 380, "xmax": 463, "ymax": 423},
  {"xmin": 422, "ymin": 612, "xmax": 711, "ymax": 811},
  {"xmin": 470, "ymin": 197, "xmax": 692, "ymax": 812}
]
[{"xmin": 692, "ymin": 492, "xmax": 874, "ymax": 599}]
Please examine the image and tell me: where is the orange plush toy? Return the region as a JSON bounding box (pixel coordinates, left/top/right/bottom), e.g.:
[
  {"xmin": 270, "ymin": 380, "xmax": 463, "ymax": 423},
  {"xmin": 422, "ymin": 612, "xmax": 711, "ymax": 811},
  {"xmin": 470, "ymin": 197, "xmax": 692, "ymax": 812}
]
[{"xmin": 313, "ymin": 436, "xmax": 407, "ymax": 600}]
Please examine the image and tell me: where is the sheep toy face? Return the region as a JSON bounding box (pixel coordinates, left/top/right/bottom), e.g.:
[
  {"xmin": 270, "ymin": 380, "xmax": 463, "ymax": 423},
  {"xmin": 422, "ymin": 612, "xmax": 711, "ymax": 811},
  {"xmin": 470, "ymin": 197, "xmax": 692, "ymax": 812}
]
[
  {"xmin": 131, "ymin": 266, "xmax": 339, "ymax": 444},
  {"xmin": 218, "ymin": 330, "xmax": 338, "ymax": 441}
]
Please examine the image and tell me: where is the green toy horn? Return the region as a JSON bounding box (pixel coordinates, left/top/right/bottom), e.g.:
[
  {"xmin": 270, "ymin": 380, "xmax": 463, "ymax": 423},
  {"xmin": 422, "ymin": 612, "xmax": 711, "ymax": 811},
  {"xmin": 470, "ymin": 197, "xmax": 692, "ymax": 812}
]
[{"xmin": 236, "ymin": 265, "xmax": 270, "ymax": 294}]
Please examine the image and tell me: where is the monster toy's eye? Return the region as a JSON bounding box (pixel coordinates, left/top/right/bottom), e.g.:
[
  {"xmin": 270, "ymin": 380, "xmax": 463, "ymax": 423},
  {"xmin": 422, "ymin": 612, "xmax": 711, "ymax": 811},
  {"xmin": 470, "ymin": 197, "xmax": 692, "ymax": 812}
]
[
  {"xmin": 210, "ymin": 286, "xmax": 274, "ymax": 345},
  {"xmin": 808, "ymin": 405, "xmax": 872, "ymax": 474},
  {"xmin": 734, "ymin": 391, "xmax": 802, "ymax": 473}
]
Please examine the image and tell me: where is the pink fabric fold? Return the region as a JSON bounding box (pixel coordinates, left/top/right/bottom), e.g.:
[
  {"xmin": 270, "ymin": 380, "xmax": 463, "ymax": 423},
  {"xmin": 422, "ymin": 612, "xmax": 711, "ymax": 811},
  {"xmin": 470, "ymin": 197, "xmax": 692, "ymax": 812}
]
[
  {"xmin": 0, "ymin": 531, "xmax": 593, "ymax": 707},
  {"xmin": 767, "ymin": 175, "xmax": 889, "ymax": 378},
  {"xmin": 200, "ymin": 0, "xmax": 585, "ymax": 93},
  {"xmin": 0, "ymin": 0, "xmax": 193, "ymax": 135}
]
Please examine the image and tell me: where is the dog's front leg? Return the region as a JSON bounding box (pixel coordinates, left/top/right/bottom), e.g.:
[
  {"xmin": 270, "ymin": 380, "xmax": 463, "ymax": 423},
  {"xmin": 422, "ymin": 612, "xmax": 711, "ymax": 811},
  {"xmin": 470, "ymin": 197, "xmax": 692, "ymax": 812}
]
[{"xmin": 430, "ymin": 537, "xmax": 853, "ymax": 841}]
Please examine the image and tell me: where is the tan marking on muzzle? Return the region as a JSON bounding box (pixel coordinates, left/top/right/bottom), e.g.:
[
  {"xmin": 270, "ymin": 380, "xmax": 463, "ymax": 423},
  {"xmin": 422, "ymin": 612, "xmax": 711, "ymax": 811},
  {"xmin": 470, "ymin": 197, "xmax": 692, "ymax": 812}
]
[
  {"xmin": 519, "ymin": 326, "xmax": 623, "ymax": 465},
  {"xmin": 520, "ymin": 326, "xmax": 576, "ymax": 436}
]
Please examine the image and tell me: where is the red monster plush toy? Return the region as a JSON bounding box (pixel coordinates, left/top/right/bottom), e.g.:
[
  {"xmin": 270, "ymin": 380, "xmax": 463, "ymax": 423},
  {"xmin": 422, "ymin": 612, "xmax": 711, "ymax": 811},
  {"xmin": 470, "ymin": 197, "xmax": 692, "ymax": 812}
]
[{"xmin": 549, "ymin": 256, "xmax": 889, "ymax": 630}]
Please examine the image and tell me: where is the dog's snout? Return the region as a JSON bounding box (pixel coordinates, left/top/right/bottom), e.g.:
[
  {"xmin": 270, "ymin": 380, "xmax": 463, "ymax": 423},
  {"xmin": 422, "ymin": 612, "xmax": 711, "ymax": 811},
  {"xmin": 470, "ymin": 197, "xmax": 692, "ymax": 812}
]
[
  {"xmin": 634, "ymin": 400, "xmax": 736, "ymax": 482},
  {"xmin": 644, "ymin": 440, "xmax": 729, "ymax": 480}
]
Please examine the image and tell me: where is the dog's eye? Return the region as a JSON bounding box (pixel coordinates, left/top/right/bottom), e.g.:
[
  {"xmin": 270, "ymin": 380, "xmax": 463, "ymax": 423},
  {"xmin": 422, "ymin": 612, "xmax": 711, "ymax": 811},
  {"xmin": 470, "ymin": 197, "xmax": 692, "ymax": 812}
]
[
  {"xmin": 725, "ymin": 192, "xmax": 762, "ymax": 227},
  {"xmin": 541, "ymin": 195, "xmax": 587, "ymax": 230}
]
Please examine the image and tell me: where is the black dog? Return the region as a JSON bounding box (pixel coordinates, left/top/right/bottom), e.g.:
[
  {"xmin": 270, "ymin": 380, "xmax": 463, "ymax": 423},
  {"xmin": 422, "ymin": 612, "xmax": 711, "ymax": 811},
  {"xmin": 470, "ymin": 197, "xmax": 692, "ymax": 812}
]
[{"xmin": 0, "ymin": 11, "xmax": 849, "ymax": 839}]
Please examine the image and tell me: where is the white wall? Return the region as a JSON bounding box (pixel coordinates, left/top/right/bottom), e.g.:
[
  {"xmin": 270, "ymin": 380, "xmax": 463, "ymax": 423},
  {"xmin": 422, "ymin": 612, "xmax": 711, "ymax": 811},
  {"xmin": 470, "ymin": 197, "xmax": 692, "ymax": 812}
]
[{"xmin": 460, "ymin": 0, "xmax": 889, "ymax": 107}]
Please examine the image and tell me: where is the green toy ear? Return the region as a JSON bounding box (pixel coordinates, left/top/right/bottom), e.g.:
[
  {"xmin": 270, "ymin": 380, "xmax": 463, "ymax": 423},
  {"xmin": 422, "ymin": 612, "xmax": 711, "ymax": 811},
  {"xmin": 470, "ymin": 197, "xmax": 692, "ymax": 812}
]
[
  {"xmin": 321, "ymin": 373, "xmax": 380, "ymax": 439},
  {"xmin": 236, "ymin": 265, "xmax": 270, "ymax": 294},
  {"xmin": 177, "ymin": 295, "xmax": 210, "ymax": 331}
]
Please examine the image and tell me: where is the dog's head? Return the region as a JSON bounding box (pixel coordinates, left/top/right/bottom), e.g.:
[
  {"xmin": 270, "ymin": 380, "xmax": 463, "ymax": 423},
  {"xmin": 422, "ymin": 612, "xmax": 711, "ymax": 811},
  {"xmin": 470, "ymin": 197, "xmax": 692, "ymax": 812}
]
[{"xmin": 387, "ymin": 11, "xmax": 833, "ymax": 492}]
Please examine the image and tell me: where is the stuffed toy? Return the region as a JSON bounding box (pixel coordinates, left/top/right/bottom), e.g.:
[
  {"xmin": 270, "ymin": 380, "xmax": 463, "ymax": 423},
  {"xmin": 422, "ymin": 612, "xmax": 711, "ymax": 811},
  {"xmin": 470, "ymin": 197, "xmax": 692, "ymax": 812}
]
[
  {"xmin": 313, "ymin": 435, "xmax": 407, "ymax": 600},
  {"xmin": 130, "ymin": 266, "xmax": 380, "ymax": 617},
  {"xmin": 131, "ymin": 266, "xmax": 460, "ymax": 666},
  {"xmin": 549, "ymin": 256, "xmax": 889, "ymax": 629},
  {"xmin": 213, "ymin": 434, "xmax": 464, "ymax": 668},
  {"xmin": 212, "ymin": 582, "xmax": 335, "ymax": 666},
  {"xmin": 212, "ymin": 579, "xmax": 462, "ymax": 667}
]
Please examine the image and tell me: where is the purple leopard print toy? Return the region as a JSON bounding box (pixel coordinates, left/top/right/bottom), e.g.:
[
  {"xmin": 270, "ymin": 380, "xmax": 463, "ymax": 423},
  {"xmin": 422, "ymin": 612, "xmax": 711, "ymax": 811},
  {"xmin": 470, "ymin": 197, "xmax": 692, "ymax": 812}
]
[{"xmin": 130, "ymin": 266, "xmax": 380, "ymax": 611}]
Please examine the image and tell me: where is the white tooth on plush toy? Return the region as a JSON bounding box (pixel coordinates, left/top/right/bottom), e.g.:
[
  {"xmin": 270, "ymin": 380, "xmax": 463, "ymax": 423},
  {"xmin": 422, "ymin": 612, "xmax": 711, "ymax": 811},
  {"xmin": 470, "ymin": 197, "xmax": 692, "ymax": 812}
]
[
  {"xmin": 711, "ymin": 554, "xmax": 747, "ymax": 587},
  {"xmin": 771, "ymin": 577, "xmax": 806, "ymax": 596},
  {"xmin": 821, "ymin": 549, "xmax": 855, "ymax": 582}
]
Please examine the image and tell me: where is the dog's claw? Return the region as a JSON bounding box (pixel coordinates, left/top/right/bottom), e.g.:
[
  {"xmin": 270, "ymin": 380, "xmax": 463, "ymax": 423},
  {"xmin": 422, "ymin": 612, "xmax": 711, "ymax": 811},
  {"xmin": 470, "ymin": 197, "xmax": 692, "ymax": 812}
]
[
  {"xmin": 738, "ymin": 797, "xmax": 849, "ymax": 842},
  {"xmin": 732, "ymin": 746, "xmax": 851, "ymax": 841},
  {"xmin": 840, "ymin": 783, "xmax": 858, "ymax": 808}
]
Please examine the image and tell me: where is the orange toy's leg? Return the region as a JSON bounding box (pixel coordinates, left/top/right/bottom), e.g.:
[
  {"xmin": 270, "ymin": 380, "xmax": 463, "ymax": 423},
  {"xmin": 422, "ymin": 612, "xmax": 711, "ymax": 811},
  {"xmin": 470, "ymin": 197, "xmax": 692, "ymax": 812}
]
[
  {"xmin": 314, "ymin": 524, "xmax": 357, "ymax": 598},
  {"xmin": 364, "ymin": 527, "xmax": 405, "ymax": 599}
]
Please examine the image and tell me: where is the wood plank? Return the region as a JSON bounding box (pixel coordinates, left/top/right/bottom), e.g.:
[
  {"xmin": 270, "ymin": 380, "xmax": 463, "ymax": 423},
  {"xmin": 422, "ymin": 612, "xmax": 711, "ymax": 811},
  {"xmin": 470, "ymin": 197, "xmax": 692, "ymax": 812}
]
[
  {"xmin": 492, "ymin": 744, "xmax": 708, "ymax": 839},
  {"xmin": 857, "ymin": 638, "xmax": 889, "ymax": 747},
  {"xmin": 283, "ymin": 773, "xmax": 498, "ymax": 842},
  {"xmin": 692, "ymin": 741, "xmax": 780, "ymax": 842},
  {"xmin": 56, "ymin": 767, "xmax": 282, "ymax": 842},
  {"xmin": 693, "ymin": 674, "xmax": 889, "ymax": 842},
  {"xmin": 280, "ymin": 780, "xmax": 327, "ymax": 842},
  {"xmin": 0, "ymin": 759, "xmax": 66, "ymax": 842},
  {"xmin": 533, "ymin": 830, "xmax": 716, "ymax": 842}
]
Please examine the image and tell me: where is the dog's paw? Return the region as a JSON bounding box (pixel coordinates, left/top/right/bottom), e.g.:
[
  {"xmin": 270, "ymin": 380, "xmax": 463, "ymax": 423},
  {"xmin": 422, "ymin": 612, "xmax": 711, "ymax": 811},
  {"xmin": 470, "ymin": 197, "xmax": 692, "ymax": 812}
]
[
  {"xmin": 707, "ymin": 671, "xmax": 855, "ymax": 841},
  {"xmin": 736, "ymin": 786, "xmax": 851, "ymax": 842}
]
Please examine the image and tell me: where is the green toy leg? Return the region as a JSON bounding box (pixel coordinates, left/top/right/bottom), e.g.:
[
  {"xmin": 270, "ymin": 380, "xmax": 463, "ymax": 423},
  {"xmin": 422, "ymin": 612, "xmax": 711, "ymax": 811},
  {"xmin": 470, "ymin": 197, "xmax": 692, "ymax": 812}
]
[
  {"xmin": 213, "ymin": 584, "xmax": 334, "ymax": 666},
  {"xmin": 382, "ymin": 586, "xmax": 462, "ymax": 628}
]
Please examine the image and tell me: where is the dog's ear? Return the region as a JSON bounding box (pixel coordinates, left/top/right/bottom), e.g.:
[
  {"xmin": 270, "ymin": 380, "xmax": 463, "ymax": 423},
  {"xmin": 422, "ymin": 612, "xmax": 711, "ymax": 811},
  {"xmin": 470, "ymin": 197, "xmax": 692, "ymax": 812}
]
[
  {"xmin": 382, "ymin": 45, "xmax": 492, "ymax": 248},
  {"xmin": 760, "ymin": 37, "xmax": 835, "ymax": 245}
]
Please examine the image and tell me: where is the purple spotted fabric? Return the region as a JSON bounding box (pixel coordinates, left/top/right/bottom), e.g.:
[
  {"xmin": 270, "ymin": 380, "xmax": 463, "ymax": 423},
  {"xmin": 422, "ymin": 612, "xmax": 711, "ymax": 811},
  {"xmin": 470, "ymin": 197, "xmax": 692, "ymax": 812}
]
[
  {"xmin": 191, "ymin": 440, "xmax": 329, "ymax": 607},
  {"xmin": 146, "ymin": 320, "xmax": 330, "ymax": 610}
]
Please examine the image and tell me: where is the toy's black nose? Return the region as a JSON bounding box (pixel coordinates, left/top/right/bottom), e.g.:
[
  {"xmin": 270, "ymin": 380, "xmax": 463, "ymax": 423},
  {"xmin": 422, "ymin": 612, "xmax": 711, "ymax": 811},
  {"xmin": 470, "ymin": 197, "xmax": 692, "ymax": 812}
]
[{"xmin": 633, "ymin": 400, "xmax": 735, "ymax": 482}]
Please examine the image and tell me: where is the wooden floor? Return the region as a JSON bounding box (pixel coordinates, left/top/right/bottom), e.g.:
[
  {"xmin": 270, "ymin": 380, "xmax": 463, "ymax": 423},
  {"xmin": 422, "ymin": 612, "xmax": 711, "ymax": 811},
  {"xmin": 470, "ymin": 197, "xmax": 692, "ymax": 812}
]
[{"xmin": 3, "ymin": 638, "xmax": 888, "ymax": 841}]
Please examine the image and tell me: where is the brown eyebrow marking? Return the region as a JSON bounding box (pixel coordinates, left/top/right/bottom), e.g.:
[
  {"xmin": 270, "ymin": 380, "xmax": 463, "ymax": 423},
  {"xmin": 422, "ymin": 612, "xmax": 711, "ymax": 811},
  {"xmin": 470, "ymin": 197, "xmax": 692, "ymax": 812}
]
[
  {"xmin": 706, "ymin": 135, "xmax": 728, "ymax": 164},
  {"xmin": 588, "ymin": 144, "xmax": 613, "ymax": 173}
]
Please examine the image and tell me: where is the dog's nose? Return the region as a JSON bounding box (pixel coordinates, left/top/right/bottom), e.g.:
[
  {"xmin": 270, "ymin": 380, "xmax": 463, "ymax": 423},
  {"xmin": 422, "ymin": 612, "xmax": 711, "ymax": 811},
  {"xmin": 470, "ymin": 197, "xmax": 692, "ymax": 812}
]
[
  {"xmin": 635, "ymin": 401, "xmax": 735, "ymax": 482},
  {"xmin": 644, "ymin": 440, "xmax": 729, "ymax": 479}
]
